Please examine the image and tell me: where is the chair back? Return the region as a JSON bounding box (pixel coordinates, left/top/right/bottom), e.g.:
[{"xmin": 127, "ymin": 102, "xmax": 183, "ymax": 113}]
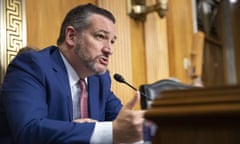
[{"xmin": 139, "ymin": 79, "xmax": 193, "ymax": 109}]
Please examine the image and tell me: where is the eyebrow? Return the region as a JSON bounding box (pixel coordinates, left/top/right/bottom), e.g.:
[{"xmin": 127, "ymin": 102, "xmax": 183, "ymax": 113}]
[{"xmin": 98, "ymin": 30, "xmax": 117, "ymax": 41}]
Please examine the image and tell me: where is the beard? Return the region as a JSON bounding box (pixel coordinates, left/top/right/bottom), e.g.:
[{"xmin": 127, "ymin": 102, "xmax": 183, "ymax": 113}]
[{"xmin": 74, "ymin": 43, "xmax": 107, "ymax": 75}]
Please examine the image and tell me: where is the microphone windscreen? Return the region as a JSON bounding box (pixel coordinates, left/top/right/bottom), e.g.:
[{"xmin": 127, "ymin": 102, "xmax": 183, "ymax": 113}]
[{"xmin": 113, "ymin": 73, "xmax": 125, "ymax": 83}]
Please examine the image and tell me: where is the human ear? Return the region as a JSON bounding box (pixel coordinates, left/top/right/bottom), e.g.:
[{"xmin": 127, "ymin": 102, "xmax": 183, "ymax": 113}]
[{"xmin": 65, "ymin": 26, "xmax": 78, "ymax": 47}]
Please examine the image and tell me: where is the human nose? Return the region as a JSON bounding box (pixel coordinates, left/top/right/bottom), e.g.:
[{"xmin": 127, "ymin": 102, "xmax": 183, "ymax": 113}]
[{"xmin": 103, "ymin": 41, "xmax": 113, "ymax": 55}]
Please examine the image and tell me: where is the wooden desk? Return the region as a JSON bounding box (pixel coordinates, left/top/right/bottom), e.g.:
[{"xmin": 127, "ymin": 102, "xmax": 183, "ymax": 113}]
[{"xmin": 145, "ymin": 85, "xmax": 240, "ymax": 144}]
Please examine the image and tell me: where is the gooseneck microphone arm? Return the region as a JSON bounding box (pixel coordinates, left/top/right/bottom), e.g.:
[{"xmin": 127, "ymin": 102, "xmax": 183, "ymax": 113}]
[
  {"xmin": 113, "ymin": 73, "xmax": 150, "ymax": 100},
  {"xmin": 113, "ymin": 74, "xmax": 137, "ymax": 91}
]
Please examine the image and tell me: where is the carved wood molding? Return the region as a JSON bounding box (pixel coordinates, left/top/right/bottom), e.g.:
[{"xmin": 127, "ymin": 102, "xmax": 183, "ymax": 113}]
[
  {"xmin": 0, "ymin": 0, "xmax": 26, "ymax": 82},
  {"xmin": 146, "ymin": 85, "xmax": 240, "ymax": 119}
]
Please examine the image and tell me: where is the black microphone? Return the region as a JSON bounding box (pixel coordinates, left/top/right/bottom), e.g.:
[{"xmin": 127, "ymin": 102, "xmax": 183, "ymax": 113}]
[{"xmin": 113, "ymin": 73, "xmax": 150, "ymax": 100}]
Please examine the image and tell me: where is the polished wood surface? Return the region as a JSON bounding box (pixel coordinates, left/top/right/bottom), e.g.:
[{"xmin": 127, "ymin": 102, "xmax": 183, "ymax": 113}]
[
  {"xmin": 144, "ymin": 0, "xmax": 169, "ymax": 83},
  {"xmin": 190, "ymin": 32, "xmax": 204, "ymax": 78},
  {"xmin": 98, "ymin": 0, "xmax": 136, "ymax": 107},
  {"xmin": 26, "ymin": 0, "xmax": 96, "ymax": 48},
  {"xmin": 145, "ymin": 85, "xmax": 240, "ymax": 144},
  {"xmin": 167, "ymin": 0, "xmax": 194, "ymax": 83}
]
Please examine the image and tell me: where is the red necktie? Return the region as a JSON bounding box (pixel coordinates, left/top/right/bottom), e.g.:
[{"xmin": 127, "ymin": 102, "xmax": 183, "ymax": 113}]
[{"xmin": 79, "ymin": 79, "xmax": 89, "ymax": 118}]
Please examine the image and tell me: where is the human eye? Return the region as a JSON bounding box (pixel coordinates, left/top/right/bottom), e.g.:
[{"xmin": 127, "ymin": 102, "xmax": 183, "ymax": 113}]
[
  {"xmin": 110, "ymin": 36, "xmax": 117, "ymax": 45},
  {"xmin": 95, "ymin": 33, "xmax": 106, "ymax": 40},
  {"xmin": 110, "ymin": 39, "xmax": 115, "ymax": 44}
]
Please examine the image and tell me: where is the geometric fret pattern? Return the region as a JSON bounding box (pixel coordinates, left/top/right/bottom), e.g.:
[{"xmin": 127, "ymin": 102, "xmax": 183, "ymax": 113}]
[{"xmin": 0, "ymin": 0, "xmax": 26, "ymax": 82}]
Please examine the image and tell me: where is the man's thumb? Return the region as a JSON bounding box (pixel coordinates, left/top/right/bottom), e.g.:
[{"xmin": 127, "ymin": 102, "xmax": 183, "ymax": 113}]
[{"xmin": 125, "ymin": 91, "xmax": 140, "ymax": 109}]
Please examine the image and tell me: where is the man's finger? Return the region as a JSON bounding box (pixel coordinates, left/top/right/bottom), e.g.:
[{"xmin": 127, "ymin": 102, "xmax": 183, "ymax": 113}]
[{"xmin": 124, "ymin": 91, "xmax": 140, "ymax": 110}]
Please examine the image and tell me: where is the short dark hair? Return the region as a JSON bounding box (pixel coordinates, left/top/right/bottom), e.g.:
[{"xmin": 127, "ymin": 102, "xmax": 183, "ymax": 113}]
[{"xmin": 56, "ymin": 3, "xmax": 115, "ymax": 45}]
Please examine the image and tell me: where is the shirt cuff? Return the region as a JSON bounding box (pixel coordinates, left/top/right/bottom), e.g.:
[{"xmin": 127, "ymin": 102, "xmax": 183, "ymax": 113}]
[{"xmin": 90, "ymin": 121, "xmax": 112, "ymax": 144}]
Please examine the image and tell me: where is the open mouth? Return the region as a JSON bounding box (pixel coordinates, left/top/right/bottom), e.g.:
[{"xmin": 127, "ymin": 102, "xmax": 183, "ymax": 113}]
[{"xmin": 99, "ymin": 56, "xmax": 108, "ymax": 66}]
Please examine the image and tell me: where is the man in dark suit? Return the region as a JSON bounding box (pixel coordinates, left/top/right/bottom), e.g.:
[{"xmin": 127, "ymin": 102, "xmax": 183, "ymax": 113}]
[{"xmin": 0, "ymin": 3, "xmax": 144, "ymax": 144}]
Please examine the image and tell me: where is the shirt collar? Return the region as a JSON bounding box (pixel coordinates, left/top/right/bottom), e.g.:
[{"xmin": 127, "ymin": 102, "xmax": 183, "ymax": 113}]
[{"xmin": 60, "ymin": 52, "xmax": 79, "ymax": 87}]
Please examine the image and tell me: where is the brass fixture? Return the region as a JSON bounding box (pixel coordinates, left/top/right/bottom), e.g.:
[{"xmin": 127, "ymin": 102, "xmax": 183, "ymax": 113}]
[{"xmin": 127, "ymin": 0, "xmax": 168, "ymax": 21}]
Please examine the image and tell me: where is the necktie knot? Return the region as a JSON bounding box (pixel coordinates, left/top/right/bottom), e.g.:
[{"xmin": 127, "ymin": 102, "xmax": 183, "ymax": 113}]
[{"xmin": 79, "ymin": 79, "xmax": 86, "ymax": 90}]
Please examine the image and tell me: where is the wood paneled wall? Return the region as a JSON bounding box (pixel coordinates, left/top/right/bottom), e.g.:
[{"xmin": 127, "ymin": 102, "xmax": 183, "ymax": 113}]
[
  {"xmin": 144, "ymin": 0, "xmax": 169, "ymax": 83},
  {"xmin": 26, "ymin": 0, "xmax": 139, "ymax": 108},
  {"xmin": 233, "ymin": 2, "xmax": 240, "ymax": 83},
  {"xmin": 97, "ymin": 0, "xmax": 136, "ymax": 108},
  {"xmin": 167, "ymin": 0, "xmax": 194, "ymax": 84},
  {"xmin": 26, "ymin": 0, "xmax": 96, "ymax": 48}
]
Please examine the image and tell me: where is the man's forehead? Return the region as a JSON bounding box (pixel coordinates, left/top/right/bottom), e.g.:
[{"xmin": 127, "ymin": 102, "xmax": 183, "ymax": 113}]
[{"xmin": 89, "ymin": 15, "xmax": 117, "ymax": 39}]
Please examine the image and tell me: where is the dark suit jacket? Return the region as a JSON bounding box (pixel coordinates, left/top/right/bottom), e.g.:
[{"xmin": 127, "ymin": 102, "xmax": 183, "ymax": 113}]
[{"xmin": 0, "ymin": 46, "xmax": 122, "ymax": 144}]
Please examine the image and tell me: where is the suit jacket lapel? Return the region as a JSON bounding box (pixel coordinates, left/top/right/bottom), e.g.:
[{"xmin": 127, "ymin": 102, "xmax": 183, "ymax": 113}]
[
  {"xmin": 50, "ymin": 46, "xmax": 73, "ymax": 120},
  {"xmin": 87, "ymin": 76, "xmax": 100, "ymax": 119}
]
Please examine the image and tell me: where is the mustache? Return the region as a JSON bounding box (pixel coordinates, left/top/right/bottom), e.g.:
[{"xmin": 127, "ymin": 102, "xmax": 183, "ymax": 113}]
[{"xmin": 97, "ymin": 54, "xmax": 109, "ymax": 59}]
